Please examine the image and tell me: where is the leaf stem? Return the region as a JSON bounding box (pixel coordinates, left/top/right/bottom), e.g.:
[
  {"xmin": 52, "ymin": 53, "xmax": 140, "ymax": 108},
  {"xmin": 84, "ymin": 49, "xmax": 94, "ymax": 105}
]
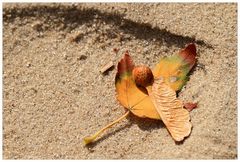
[{"xmin": 83, "ymin": 110, "xmax": 130, "ymax": 145}]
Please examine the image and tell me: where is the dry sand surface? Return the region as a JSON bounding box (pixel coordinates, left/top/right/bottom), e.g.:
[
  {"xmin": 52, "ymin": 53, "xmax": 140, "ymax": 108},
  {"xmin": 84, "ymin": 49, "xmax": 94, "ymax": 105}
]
[{"xmin": 3, "ymin": 3, "xmax": 237, "ymax": 159}]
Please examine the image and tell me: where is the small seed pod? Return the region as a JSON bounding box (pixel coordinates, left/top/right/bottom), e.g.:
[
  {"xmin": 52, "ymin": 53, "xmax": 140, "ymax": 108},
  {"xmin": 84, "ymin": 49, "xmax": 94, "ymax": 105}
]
[{"xmin": 132, "ymin": 65, "xmax": 154, "ymax": 87}]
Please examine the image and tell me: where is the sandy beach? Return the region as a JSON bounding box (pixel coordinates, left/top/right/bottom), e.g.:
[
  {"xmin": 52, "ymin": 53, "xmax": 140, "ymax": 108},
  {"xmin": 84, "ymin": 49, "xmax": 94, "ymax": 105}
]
[{"xmin": 3, "ymin": 3, "xmax": 237, "ymax": 159}]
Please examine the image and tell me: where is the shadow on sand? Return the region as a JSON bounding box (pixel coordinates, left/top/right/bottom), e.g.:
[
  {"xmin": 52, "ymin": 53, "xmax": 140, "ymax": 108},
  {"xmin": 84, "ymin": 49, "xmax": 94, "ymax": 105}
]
[{"xmin": 4, "ymin": 4, "xmax": 213, "ymax": 49}]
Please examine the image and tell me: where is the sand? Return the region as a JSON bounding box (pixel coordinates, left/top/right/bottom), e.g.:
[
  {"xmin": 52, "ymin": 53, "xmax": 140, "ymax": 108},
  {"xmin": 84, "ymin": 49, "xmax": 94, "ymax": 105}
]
[{"xmin": 3, "ymin": 3, "xmax": 237, "ymax": 159}]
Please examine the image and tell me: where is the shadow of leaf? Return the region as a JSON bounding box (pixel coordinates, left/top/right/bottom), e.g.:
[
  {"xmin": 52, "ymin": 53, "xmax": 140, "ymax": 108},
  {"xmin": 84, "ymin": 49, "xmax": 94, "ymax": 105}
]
[{"xmin": 127, "ymin": 113, "xmax": 165, "ymax": 131}]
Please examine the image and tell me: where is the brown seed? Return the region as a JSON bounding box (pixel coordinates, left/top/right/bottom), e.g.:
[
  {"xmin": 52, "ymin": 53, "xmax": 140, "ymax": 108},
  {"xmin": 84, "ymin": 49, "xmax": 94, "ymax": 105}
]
[{"xmin": 132, "ymin": 65, "xmax": 154, "ymax": 87}]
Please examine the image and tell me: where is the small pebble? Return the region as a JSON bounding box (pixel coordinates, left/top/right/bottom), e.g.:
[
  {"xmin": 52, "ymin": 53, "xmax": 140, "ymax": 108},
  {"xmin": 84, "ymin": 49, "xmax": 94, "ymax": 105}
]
[
  {"xmin": 77, "ymin": 55, "xmax": 87, "ymax": 61},
  {"xmin": 26, "ymin": 63, "xmax": 31, "ymax": 67},
  {"xmin": 31, "ymin": 21, "xmax": 43, "ymax": 31}
]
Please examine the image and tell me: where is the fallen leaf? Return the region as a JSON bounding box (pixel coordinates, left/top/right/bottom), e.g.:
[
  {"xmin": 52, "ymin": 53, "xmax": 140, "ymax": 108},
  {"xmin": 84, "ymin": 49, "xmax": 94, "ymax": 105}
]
[
  {"xmin": 115, "ymin": 52, "xmax": 160, "ymax": 119},
  {"xmin": 84, "ymin": 44, "xmax": 197, "ymax": 145}
]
